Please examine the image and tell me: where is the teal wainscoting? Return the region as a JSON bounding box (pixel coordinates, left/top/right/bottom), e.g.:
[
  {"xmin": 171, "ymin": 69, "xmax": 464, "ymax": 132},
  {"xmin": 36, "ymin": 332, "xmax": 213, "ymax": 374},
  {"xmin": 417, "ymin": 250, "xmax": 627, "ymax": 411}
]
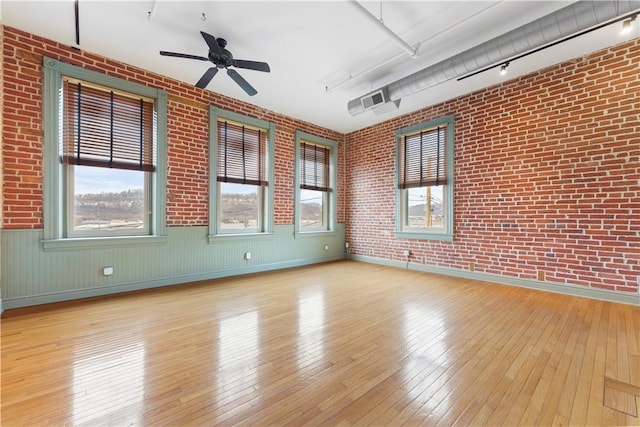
[{"xmin": 1, "ymin": 225, "xmax": 345, "ymax": 309}]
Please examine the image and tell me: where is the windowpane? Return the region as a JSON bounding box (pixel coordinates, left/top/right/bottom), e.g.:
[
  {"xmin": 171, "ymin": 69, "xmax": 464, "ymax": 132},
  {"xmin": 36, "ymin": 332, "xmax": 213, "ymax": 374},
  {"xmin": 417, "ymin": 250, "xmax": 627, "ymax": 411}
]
[
  {"xmin": 217, "ymin": 120, "xmax": 267, "ymax": 186},
  {"xmin": 404, "ymin": 184, "xmax": 445, "ymax": 230},
  {"xmin": 300, "ymin": 189, "xmax": 326, "ymax": 230},
  {"xmin": 300, "ymin": 143, "xmax": 330, "ymax": 192},
  {"xmin": 63, "ymin": 78, "xmax": 155, "ymax": 172},
  {"xmin": 396, "ymin": 116, "xmax": 453, "ymax": 239},
  {"xmin": 295, "ymin": 133, "xmax": 335, "ymax": 234},
  {"xmin": 218, "ymin": 182, "xmax": 261, "ymax": 232},
  {"xmin": 70, "ymin": 165, "xmax": 147, "ymax": 233},
  {"xmin": 399, "ymin": 125, "xmax": 446, "ymax": 189}
]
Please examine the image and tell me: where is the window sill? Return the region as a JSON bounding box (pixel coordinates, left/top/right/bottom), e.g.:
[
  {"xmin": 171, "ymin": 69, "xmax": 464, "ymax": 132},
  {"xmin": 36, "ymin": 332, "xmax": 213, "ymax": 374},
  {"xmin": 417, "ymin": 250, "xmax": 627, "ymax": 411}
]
[
  {"xmin": 294, "ymin": 230, "xmax": 337, "ymax": 239},
  {"xmin": 42, "ymin": 235, "xmax": 168, "ymax": 251},
  {"xmin": 208, "ymin": 232, "xmax": 275, "ymax": 244},
  {"xmin": 396, "ymin": 231, "xmax": 454, "ymax": 242}
]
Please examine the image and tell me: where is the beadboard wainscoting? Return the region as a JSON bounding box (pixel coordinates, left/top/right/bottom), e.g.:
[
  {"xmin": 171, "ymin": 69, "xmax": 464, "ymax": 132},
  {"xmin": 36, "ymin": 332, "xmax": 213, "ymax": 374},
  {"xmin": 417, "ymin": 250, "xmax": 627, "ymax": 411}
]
[{"xmin": 1, "ymin": 225, "xmax": 345, "ymax": 308}]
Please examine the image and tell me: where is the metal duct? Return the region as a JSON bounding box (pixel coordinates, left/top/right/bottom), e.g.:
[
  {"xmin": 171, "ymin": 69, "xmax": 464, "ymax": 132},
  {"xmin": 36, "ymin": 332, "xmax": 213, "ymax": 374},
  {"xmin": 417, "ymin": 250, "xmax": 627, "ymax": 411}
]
[{"xmin": 348, "ymin": 0, "xmax": 640, "ymax": 116}]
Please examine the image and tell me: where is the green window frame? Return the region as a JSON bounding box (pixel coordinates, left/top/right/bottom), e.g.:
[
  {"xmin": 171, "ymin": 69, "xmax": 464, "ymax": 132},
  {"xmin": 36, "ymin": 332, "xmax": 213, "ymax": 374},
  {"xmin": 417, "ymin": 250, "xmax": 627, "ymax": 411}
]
[
  {"xmin": 42, "ymin": 57, "xmax": 168, "ymax": 250},
  {"xmin": 395, "ymin": 115, "xmax": 454, "ymax": 241},
  {"xmin": 294, "ymin": 131, "xmax": 338, "ymax": 235},
  {"xmin": 209, "ymin": 107, "xmax": 275, "ymax": 241}
]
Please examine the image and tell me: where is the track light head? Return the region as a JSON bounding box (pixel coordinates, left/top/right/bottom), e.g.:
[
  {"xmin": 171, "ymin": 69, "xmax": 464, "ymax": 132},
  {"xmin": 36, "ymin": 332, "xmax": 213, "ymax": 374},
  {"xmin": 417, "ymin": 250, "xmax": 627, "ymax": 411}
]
[
  {"xmin": 500, "ymin": 62, "xmax": 509, "ymax": 76},
  {"xmin": 621, "ymin": 14, "xmax": 637, "ymax": 34}
]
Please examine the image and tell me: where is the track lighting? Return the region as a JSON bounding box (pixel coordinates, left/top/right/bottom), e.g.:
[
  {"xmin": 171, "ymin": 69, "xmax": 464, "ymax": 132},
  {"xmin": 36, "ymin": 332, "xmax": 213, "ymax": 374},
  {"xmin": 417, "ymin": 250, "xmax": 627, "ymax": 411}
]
[
  {"xmin": 500, "ymin": 62, "xmax": 509, "ymax": 76},
  {"xmin": 621, "ymin": 14, "xmax": 636, "ymax": 34}
]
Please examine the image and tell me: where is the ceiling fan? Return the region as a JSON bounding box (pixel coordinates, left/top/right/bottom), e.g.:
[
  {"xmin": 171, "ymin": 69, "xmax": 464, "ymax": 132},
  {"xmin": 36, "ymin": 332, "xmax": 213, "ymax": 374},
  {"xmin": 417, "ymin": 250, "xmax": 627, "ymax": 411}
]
[{"xmin": 160, "ymin": 31, "xmax": 270, "ymax": 96}]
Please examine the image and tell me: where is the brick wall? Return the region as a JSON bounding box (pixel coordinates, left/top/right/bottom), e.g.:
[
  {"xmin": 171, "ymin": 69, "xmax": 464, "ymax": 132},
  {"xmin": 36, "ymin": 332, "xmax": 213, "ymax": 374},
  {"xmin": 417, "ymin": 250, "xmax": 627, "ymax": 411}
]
[
  {"xmin": 345, "ymin": 39, "xmax": 640, "ymax": 294},
  {"xmin": 1, "ymin": 26, "xmax": 345, "ymax": 229}
]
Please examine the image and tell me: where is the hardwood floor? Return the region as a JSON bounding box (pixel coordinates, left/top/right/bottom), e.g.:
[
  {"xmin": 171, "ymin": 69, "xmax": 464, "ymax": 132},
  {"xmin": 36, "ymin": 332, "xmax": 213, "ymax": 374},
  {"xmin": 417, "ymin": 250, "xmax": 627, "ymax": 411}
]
[{"xmin": 2, "ymin": 260, "xmax": 639, "ymax": 426}]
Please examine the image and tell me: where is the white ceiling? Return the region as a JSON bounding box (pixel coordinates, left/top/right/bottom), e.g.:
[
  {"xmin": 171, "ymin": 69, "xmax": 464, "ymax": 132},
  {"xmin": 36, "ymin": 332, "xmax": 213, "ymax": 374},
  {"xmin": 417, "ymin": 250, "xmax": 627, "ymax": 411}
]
[{"xmin": 2, "ymin": 1, "xmax": 638, "ymax": 133}]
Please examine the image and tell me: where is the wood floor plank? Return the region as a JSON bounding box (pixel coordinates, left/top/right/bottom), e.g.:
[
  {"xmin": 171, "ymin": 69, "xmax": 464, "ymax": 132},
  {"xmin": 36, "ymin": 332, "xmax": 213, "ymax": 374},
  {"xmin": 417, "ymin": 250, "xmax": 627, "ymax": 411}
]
[
  {"xmin": 2, "ymin": 260, "xmax": 638, "ymax": 426},
  {"xmin": 567, "ymin": 300, "xmax": 602, "ymax": 426}
]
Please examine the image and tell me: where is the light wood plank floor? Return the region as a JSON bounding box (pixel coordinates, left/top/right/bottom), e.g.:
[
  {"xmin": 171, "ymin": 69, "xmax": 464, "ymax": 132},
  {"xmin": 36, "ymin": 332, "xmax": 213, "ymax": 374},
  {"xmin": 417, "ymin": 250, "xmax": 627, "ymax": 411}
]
[{"xmin": 2, "ymin": 260, "xmax": 639, "ymax": 426}]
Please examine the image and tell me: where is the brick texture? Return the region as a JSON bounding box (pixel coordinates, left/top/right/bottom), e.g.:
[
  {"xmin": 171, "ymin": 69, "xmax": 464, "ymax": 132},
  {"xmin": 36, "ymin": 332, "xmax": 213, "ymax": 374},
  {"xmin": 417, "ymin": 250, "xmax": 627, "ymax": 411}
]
[
  {"xmin": 1, "ymin": 26, "xmax": 345, "ymax": 228},
  {"xmin": 345, "ymin": 39, "xmax": 640, "ymax": 294}
]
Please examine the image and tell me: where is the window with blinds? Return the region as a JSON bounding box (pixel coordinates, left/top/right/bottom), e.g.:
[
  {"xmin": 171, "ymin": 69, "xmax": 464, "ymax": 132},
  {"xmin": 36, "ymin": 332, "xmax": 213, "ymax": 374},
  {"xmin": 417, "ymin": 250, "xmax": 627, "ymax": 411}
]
[
  {"xmin": 395, "ymin": 115, "xmax": 454, "ymax": 240},
  {"xmin": 299, "ymin": 142, "xmax": 330, "ymax": 192},
  {"xmin": 62, "ymin": 77, "xmax": 156, "ymax": 172},
  {"xmin": 398, "ymin": 124, "xmax": 447, "ymax": 189},
  {"xmin": 217, "ymin": 120, "xmax": 267, "ymax": 186}
]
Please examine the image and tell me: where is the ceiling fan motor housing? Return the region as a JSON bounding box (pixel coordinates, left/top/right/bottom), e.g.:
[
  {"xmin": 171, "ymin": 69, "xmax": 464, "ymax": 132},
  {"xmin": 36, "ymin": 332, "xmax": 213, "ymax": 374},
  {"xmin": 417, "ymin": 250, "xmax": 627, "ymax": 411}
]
[{"xmin": 209, "ymin": 38, "xmax": 234, "ymax": 68}]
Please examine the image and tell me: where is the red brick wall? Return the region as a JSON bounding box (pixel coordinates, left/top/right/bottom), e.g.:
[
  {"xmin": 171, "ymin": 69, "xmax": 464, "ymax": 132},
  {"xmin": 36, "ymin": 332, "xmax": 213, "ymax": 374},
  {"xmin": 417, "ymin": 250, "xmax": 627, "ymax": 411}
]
[
  {"xmin": 1, "ymin": 26, "xmax": 345, "ymax": 228},
  {"xmin": 345, "ymin": 39, "xmax": 640, "ymax": 294}
]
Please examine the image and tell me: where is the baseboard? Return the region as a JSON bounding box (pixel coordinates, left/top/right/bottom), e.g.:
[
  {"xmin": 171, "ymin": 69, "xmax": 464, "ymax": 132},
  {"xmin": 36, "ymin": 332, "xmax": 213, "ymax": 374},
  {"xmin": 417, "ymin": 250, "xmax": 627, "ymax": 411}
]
[
  {"xmin": 1, "ymin": 255, "xmax": 344, "ymax": 310},
  {"xmin": 348, "ymin": 254, "xmax": 640, "ymax": 306}
]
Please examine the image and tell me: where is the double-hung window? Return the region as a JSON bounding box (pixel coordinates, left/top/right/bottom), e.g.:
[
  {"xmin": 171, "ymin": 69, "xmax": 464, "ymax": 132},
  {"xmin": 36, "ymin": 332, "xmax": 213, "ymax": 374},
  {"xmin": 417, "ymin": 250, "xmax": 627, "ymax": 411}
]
[
  {"xmin": 209, "ymin": 107, "xmax": 275, "ymax": 238},
  {"xmin": 294, "ymin": 131, "xmax": 337, "ymax": 234},
  {"xmin": 396, "ymin": 115, "xmax": 454, "ymax": 240},
  {"xmin": 62, "ymin": 78, "xmax": 155, "ymax": 236},
  {"xmin": 43, "ymin": 57, "xmax": 167, "ymax": 249}
]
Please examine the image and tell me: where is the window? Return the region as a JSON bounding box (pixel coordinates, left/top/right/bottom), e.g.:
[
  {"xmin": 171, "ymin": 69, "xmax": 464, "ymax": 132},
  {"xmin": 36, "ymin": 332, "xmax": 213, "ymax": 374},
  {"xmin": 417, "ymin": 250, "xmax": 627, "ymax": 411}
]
[
  {"xmin": 294, "ymin": 131, "xmax": 337, "ymax": 234},
  {"xmin": 209, "ymin": 107, "xmax": 275, "ymax": 238},
  {"xmin": 43, "ymin": 57, "xmax": 167, "ymax": 249},
  {"xmin": 63, "ymin": 78, "xmax": 154, "ymax": 237},
  {"xmin": 396, "ymin": 115, "xmax": 454, "ymax": 240}
]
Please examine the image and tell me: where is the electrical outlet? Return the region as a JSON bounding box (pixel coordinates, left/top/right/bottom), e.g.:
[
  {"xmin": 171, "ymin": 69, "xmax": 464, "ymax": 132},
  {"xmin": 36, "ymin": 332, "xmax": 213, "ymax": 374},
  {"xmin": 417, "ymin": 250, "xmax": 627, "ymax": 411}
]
[
  {"xmin": 345, "ymin": 242, "xmax": 349, "ymax": 249},
  {"xmin": 103, "ymin": 266, "xmax": 114, "ymax": 276},
  {"xmin": 324, "ymin": 244, "xmax": 329, "ymax": 251},
  {"xmin": 403, "ymin": 249, "xmax": 410, "ymax": 257},
  {"xmin": 244, "ymin": 252, "xmax": 252, "ymax": 260}
]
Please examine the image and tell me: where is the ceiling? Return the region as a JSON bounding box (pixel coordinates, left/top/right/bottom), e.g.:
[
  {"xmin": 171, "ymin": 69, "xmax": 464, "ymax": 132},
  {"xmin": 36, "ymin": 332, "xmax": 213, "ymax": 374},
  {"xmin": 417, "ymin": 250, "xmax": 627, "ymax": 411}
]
[{"xmin": 2, "ymin": 1, "xmax": 638, "ymax": 133}]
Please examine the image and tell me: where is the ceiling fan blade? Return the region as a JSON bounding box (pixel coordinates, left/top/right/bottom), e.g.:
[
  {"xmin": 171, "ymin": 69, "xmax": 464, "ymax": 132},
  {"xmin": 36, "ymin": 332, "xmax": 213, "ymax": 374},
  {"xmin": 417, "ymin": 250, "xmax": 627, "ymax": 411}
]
[
  {"xmin": 232, "ymin": 59, "xmax": 270, "ymax": 73},
  {"xmin": 227, "ymin": 69, "xmax": 257, "ymax": 96},
  {"xmin": 200, "ymin": 31, "xmax": 222, "ymax": 54},
  {"xmin": 195, "ymin": 67, "xmax": 219, "ymax": 89},
  {"xmin": 160, "ymin": 51, "xmax": 209, "ymax": 61}
]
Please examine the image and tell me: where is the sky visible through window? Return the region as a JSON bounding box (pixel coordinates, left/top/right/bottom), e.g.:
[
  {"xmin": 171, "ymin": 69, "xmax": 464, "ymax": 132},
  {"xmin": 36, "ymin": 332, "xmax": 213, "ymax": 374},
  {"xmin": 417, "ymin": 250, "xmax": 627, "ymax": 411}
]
[{"xmin": 75, "ymin": 167, "xmax": 143, "ymax": 195}]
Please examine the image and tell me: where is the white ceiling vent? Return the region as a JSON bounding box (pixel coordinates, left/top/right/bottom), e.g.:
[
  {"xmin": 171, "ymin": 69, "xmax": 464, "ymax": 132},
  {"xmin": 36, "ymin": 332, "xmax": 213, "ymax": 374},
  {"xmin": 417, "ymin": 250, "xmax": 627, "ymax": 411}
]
[
  {"xmin": 371, "ymin": 99, "xmax": 401, "ymax": 115},
  {"xmin": 360, "ymin": 89, "xmax": 387, "ymax": 110}
]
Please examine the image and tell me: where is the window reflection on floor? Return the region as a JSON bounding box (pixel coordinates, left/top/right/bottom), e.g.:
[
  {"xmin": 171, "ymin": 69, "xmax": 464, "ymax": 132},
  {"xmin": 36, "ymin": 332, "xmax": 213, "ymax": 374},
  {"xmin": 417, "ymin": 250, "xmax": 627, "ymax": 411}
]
[
  {"xmin": 72, "ymin": 342, "xmax": 145, "ymax": 425},
  {"xmin": 297, "ymin": 288, "xmax": 325, "ymax": 369},
  {"xmin": 402, "ymin": 304, "xmax": 450, "ymax": 410},
  {"xmin": 217, "ymin": 311, "xmax": 259, "ymax": 397}
]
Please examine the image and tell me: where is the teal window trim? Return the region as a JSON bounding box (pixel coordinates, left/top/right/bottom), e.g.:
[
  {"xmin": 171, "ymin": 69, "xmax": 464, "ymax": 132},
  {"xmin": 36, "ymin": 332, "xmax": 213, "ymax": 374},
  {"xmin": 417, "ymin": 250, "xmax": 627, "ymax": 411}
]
[
  {"xmin": 42, "ymin": 57, "xmax": 168, "ymax": 250},
  {"xmin": 208, "ymin": 107, "xmax": 275, "ymax": 242},
  {"xmin": 294, "ymin": 131, "xmax": 338, "ymax": 237},
  {"xmin": 395, "ymin": 115, "xmax": 455, "ymax": 241}
]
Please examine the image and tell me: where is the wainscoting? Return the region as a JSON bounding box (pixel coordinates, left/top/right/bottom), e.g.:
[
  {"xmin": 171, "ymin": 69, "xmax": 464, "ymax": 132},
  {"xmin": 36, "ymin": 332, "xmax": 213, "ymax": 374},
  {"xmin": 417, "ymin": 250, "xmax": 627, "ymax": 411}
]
[{"xmin": 1, "ymin": 224, "xmax": 345, "ymax": 308}]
